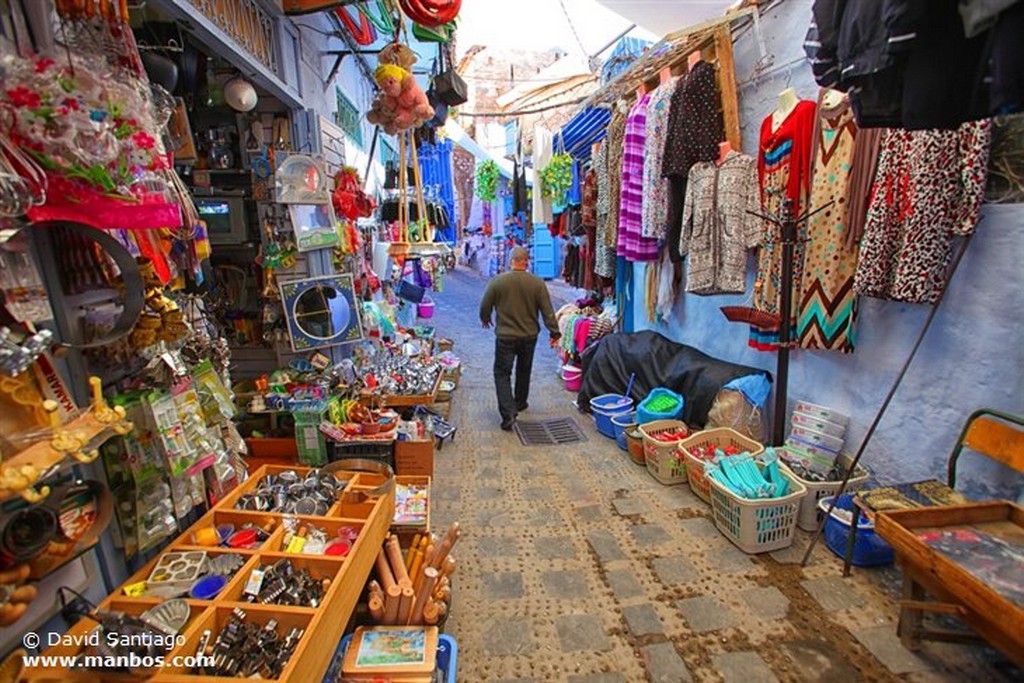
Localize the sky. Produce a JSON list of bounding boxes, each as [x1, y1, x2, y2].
[[453, 0, 657, 61]]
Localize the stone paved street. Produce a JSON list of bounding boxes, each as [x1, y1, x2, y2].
[[429, 267, 1019, 682]]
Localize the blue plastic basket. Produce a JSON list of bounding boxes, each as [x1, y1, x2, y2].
[[322, 632, 458, 683], [819, 494, 895, 567], [637, 387, 684, 424], [590, 394, 634, 438]]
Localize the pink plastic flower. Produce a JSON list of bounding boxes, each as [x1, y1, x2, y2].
[[7, 87, 41, 109], [132, 131, 156, 149]]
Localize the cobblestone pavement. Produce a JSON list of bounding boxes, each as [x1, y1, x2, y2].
[[429, 267, 1019, 683]]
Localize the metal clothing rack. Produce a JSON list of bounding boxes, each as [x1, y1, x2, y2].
[[739, 198, 833, 445]]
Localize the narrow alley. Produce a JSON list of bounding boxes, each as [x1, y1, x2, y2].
[[428, 267, 1016, 683]]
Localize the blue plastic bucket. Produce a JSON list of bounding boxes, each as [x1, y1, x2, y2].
[[590, 394, 635, 438], [612, 412, 636, 451], [819, 494, 895, 567]]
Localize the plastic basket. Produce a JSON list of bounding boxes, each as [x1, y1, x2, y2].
[[625, 426, 645, 465], [819, 494, 895, 566], [709, 465, 807, 553], [678, 428, 764, 503], [639, 420, 690, 485], [323, 633, 458, 683], [637, 387, 684, 424], [590, 393, 634, 439], [780, 453, 870, 531]]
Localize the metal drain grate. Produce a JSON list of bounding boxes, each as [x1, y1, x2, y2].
[[514, 418, 587, 446]]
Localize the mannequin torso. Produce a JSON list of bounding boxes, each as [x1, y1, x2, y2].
[[771, 87, 800, 132]]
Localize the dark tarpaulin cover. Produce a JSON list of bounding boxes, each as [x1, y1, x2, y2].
[[578, 331, 772, 428]]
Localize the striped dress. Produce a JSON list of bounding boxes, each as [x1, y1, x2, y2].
[[616, 92, 659, 262]]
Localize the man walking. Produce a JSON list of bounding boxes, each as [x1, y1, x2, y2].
[[479, 247, 561, 430]]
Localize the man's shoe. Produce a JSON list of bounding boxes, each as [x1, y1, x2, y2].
[[516, 403, 528, 412], [500, 417, 516, 431]]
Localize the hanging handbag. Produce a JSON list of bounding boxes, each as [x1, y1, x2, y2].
[[431, 43, 468, 107]]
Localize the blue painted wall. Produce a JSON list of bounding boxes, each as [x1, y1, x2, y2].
[[632, 0, 1024, 500]]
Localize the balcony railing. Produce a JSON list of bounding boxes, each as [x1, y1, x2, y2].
[[187, 0, 278, 73]]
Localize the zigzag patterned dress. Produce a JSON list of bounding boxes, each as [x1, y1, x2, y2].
[[797, 95, 860, 352]]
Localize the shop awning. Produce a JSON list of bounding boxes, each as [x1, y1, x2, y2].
[[555, 106, 612, 162]]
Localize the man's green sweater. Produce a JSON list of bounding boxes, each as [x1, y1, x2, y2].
[[479, 270, 561, 340]]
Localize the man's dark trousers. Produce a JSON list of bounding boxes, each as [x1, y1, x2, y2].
[[493, 336, 536, 422]]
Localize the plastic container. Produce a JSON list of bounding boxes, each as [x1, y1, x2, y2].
[[793, 400, 848, 427], [639, 420, 690, 485], [625, 426, 645, 465], [779, 452, 870, 531], [563, 364, 582, 392], [790, 424, 845, 452], [637, 387, 684, 425], [678, 428, 765, 503], [709, 464, 807, 554], [417, 297, 435, 319], [818, 494, 895, 566], [189, 574, 227, 600], [791, 411, 846, 438], [323, 633, 458, 683], [590, 394, 635, 439], [611, 412, 636, 452]]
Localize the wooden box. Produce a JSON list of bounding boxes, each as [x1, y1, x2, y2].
[[395, 440, 434, 477], [341, 625, 439, 682], [23, 464, 395, 683]]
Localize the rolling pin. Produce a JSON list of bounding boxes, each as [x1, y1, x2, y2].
[[383, 584, 401, 623], [397, 585, 415, 624], [404, 533, 421, 569], [409, 566, 439, 625], [376, 549, 396, 592], [368, 595, 385, 622], [429, 523, 461, 569], [386, 535, 411, 585], [408, 547, 425, 588], [423, 599, 441, 625]]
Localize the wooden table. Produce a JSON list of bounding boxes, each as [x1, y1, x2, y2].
[[875, 502, 1024, 666]]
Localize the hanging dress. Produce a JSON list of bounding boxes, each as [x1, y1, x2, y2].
[[532, 125, 554, 226], [854, 119, 991, 304], [797, 92, 861, 353], [603, 101, 629, 248], [641, 76, 679, 239], [617, 92, 659, 262], [751, 99, 817, 351]]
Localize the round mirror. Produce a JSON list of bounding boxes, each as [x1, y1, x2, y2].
[[292, 285, 351, 340]]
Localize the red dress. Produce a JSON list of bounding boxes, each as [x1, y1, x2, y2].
[[751, 99, 817, 350]]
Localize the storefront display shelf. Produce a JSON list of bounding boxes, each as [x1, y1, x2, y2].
[[23, 465, 395, 682], [0, 413, 127, 503]]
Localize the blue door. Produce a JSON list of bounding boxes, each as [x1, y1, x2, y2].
[[532, 227, 556, 280]]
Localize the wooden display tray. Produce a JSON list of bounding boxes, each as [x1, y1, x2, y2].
[[875, 502, 1024, 666], [371, 372, 443, 408], [23, 464, 395, 683]]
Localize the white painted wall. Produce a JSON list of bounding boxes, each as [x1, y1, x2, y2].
[[632, 0, 1024, 500]]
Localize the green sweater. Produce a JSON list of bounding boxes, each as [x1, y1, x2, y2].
[[479, 270, 561, 340]]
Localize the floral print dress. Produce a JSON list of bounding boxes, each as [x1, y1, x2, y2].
[[854, 119, 991, 304]]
